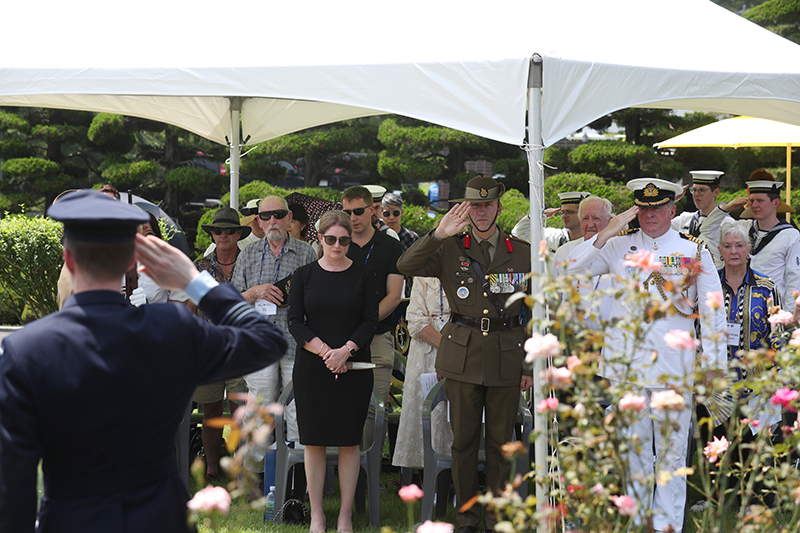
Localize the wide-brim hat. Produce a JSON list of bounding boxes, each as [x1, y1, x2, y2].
[[202, 206, 252, 239], [450, 175, 505, 203], [627, 178, 683, 207], [239, 198, 261, 225]]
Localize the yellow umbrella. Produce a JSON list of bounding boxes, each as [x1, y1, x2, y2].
[[655, 116, 800, 220]]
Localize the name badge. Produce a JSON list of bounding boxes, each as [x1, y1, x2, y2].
[[726, 321, 740, 347], [255, 298, 277, 316]]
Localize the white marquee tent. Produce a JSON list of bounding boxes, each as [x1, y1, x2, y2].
[[4, 0, 800, 516]]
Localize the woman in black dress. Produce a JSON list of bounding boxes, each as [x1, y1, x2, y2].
[[288, 210, 379, 533]]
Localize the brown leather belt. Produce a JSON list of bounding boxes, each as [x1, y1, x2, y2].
[[450, 312, 521, 333]]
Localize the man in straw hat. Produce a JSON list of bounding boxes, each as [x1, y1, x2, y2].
[[191, 206, 252, 480], [733, 169, 800, 308], [567, 178, 725, 532], [398, 175, 532, 533], [0, 190, 287, 532]]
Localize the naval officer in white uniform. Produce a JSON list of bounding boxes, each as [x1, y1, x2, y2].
[[567, 178, 726, 533]]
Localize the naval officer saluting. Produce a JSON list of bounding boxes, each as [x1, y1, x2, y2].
[[397, 175, 531, 533], [567, 178, 725, 533], [0, 190, 287, 533]]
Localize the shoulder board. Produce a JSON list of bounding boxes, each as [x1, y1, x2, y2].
[[507, 234, 530, 245], [752, 272, 776, 290], [617, 228, 639, 236], [679, 232, 704, 244]]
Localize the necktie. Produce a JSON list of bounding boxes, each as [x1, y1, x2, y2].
[[480, 240, 492, 266]]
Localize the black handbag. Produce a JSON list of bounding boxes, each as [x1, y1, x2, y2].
[[275, 498, 309, 524]]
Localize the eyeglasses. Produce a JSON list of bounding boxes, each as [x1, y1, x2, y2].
[[211, 228, 239, 236], [321, 235, 352, 246], [258, 209, 289, 221], [690, 187, 712, 195], [342, 207, 367, 216], [382, 209, 401, 218]]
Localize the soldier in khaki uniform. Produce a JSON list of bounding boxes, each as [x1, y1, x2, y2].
[[397, 175, 532, 533]]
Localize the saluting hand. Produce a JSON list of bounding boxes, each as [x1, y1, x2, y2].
[[135, 234, 199, 291], [594, 206, 639, 249], [722, 196, 748, 212], [434, 202, 472, 240]]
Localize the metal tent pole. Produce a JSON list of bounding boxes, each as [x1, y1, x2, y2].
[[526, 53, 548, 533], [229, 97, 242, 210]]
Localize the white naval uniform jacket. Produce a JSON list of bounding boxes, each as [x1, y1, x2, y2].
[[671, 205, 734, 270], [567, 228, 726, 387], [745, 219, 800, 309]]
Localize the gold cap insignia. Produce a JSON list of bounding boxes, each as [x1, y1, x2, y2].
[[479, 187, 489, 198], [643, 183, 659, 197]]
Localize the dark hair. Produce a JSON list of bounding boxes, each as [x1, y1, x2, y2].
[[98, 184, 121, 200], [143, 212, 163, 240], [65, 238, 135, 283], [341, 186, 373, 206], [317, 211, 353, 260], [288, 203, 310, 240]]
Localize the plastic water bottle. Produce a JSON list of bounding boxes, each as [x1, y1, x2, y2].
[[264, 485, 276, 522]]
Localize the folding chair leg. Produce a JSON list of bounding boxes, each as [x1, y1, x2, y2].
[[435, 470, 451, 519], [355, 469, 366, 515]]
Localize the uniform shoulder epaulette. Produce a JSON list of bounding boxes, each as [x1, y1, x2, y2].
[[752, 272, 776, 290], [507, 234, 530, 246], [617, 228, 639, 236], [679, 232, 704, 245]]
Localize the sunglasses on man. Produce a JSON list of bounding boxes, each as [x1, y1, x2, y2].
[[382, 209, 401, 218], [210, 228, 240, 236], [321, 235, 352, 246], [342, 207, 367, 216], [258, 209, 290, 221]]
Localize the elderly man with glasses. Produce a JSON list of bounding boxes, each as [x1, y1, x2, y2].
[[232, 195, 317, 495]]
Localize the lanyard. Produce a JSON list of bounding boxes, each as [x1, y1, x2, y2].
[[363, 243, 375, 264], [439, 284, 444, 317], [257, 236, 288, 286]]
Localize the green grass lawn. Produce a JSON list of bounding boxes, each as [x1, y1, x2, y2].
[[191, 469, 458, 533]]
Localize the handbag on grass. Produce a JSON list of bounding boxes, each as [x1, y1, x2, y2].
[[275, 498, 309, 524]]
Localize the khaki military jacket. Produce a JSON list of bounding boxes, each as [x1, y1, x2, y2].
[[397, 228, 531, 386]]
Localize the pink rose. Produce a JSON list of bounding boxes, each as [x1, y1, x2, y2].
[[417, 521, 454, 533], [768, 309, 794, 327], [590, 483, 603, 495], [537, 397, 560, 413], [771, 388, 800, 411], [525, 333, 560, 362], [187, 485, 231, 514], [790, 329, 800, 348], [703, 435, 729, 464], [663, 330, 700, 351], [566, 355, 582, 371], [705, 291, 723, 310], [541, 366, 573, 388], [650, 390, 686, 412], [399, 483, 424, 503], [619, 393, 647, 413], [623, 250, 662, 273], [611, 495, 638, 516]]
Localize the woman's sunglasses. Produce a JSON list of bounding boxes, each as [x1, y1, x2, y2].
[[259, 209, 290, 221], [321, 235, 352, 246], [211, 228, 240, 235], [342, 207, 367, 216], [382, 209, 401, 218]]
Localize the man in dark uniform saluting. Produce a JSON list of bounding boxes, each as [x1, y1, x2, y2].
[[0, 190, 287, 533], [397, 176, 532, 533]]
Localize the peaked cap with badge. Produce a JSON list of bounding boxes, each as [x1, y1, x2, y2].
[[627, 178, 683, 207], [450, 175, 505, 203], [47, 189, 149, 243]]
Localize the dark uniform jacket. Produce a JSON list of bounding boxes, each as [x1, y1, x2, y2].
[[0, 283, 287, 533], [397, 228, 530, 387]]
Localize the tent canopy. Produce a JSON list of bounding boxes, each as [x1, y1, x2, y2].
[[3, 0, 800, 149]]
